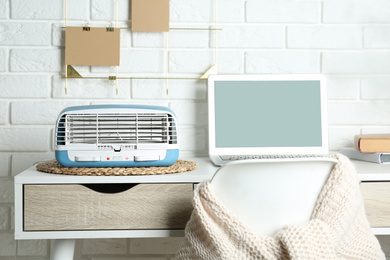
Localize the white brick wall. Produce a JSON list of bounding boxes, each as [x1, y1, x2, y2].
[[323, 1, 390, 24], [0, 48, 6, 71], [169, 50, 214, 73], [287, 26, 362, 49], [0, 0, 8, 19], [1, 0, 390, 258], [179, 127, 207, 153], [361, 77, 390, 99], [0, 207, 10, 230], [364, 26, 390, 48], [246, 1, 320, 23], [91, 50, 165, 73], [0, 153, 10, 176], [216, 0, 243, 23], [91, 0, 130, 21], [0, 179, 13, 203], [0, 22, 51, 45], [329, 101, 390, 125], [10, 49, 63, 72], [168, 29, 208, 48], [0, 101, 8, 124], [213, 25, 285, 48], [52, 77, 131, 98], [216, 51, 244, 74], [327, 77, 360, 100], [246, 51, 320, 74], [323, 52, 390, 74], [10, 0, 88, 20], [0, 128, 51, 151], [11, 101, 88, 124], [328, 127, 361, 151], [132, 79, 206, 100], [0, 75, 50, 98], [82, 239, 127, 255], [11, 152, 54, 176], [170, 0, 213, 23], [0, 233, 17, 256], [132, 32, 165, 48], [17, 239, 49, 256]]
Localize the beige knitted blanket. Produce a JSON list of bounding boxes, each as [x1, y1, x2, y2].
[[176, 154, 385, 259]]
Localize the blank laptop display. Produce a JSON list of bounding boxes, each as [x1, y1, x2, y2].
[[208, 75, 329, 166]]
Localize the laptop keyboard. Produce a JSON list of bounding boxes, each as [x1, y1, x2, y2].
[[220, 154, 324, 161]]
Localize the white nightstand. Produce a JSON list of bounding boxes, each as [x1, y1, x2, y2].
[[14, 157, 390, 259]]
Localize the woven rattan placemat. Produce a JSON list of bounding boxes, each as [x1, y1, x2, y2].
[[36, 160, 198, 176]]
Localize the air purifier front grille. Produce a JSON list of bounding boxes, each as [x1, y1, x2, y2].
[[56, 113, 177, 145]]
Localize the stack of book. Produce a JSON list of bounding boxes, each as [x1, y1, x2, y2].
[[340, 134, 390, 164]]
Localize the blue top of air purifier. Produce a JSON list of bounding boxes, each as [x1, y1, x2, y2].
[[59, 104, 176, 116]]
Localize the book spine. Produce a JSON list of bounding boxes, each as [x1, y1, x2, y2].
[[357, 138, 390, 153]]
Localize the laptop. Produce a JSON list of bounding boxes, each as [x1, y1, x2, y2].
[[208, 74, 329, 166]]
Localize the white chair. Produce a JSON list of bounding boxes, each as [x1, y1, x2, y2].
[[209, 158, 337, 237]]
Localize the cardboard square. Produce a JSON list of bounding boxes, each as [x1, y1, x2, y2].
[[132, 0, 169, 32], [65, 27, 120, 66]]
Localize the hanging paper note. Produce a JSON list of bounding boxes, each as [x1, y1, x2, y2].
[[132, 0, 169, 32], [65, 27, 120, 66]]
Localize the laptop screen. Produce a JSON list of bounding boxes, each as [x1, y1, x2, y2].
[[208, 75, 329, 160], [214, 80, 322, 148]]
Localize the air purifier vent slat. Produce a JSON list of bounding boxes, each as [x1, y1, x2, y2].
[[56, 112, 177, 146]]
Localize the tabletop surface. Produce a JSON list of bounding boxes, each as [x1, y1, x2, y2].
[[14, 157, 390, 184], [14, 157, 219, 184]]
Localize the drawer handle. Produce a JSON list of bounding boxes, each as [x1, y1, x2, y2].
[[82, 183, 138, 193]]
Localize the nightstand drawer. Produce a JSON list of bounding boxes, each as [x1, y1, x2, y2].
[[24, 183, 193, 231], [361, 182, 390, 227]]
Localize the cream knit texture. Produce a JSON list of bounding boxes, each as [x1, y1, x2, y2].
[[176, 154, 385, 260]]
